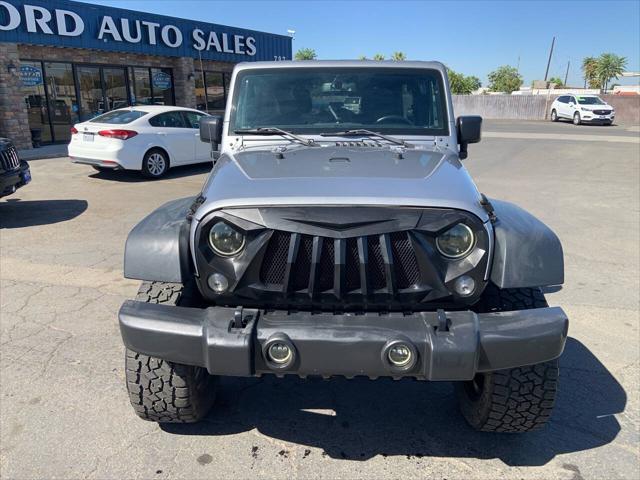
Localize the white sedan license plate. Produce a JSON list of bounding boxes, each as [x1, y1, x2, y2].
[[83, 133, 94, 142], [599, 115, 607, 119]]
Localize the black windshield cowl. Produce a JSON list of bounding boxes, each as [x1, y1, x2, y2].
[[321, 129, 415, 148], [234, 127, 317, 147]]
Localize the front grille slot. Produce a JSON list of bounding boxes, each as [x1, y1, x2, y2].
[[260, 231, 290, 285], [390, 231, 420, 289], [0, 146, 20, 171], [259, 230, 420, 297], [318, 239, 334, 292]]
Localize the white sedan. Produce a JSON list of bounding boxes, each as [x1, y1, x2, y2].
[[68, 105, 213, 178]]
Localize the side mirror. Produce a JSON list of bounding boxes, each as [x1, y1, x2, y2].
[[199, 115, 223, 144], [456, 115, 482, 160]]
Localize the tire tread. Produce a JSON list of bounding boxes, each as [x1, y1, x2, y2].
[[460, 286, 559, 432], [125, 281, 215, 423]]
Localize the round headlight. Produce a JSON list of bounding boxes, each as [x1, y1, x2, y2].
[[436, 223, 475, 258], [208, 222, 245, 257]]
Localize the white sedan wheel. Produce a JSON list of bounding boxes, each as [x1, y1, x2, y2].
[[143, 151, 169, 178]]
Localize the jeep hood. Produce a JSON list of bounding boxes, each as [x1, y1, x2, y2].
[[195, 145, 488, 222]]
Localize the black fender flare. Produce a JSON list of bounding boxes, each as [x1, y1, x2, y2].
[[489, 199, 564, 288], [124, 196, 195, 283]]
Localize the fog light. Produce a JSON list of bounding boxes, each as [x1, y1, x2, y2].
[[208, 273, 229, 293], [268, 342, 293, 365], [388, 343, 413, 367], [454, 275, 475, 297]]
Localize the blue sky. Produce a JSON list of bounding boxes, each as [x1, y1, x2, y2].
[[77, 0, 640, 87]]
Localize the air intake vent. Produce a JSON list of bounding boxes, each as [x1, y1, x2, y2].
[[334, 141, 382, 148]]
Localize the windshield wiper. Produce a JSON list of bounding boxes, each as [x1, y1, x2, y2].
[[234, 127, 316, 147], [321, 129, 414, 147]]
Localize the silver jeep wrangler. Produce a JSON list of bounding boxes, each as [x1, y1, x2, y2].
[[119, 61, 567, 432]]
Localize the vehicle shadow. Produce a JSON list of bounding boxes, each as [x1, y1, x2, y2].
[[162, 338, 625, 466], [89, 163, 212, 183], [0, 199, 88, 228]]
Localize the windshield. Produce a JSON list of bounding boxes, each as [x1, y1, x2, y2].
[[89, 109, 147, 124], [230, 67, 449, 136], [576, 96, 605, 105]]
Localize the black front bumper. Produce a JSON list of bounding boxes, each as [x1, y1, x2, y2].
[[119, 301, 568, 380], [1, 161, 31, 198]]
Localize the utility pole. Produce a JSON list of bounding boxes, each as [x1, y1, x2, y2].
[[516, 55, 520, 73], [564, 60, 570, 86], [544, 36, 555, 82]]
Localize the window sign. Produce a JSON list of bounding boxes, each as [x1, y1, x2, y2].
[[152, 71, 172, 90], [20, 64, 42, 86]]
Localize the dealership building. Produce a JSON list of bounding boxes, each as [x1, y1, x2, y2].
[[0, 0, 291, 149]]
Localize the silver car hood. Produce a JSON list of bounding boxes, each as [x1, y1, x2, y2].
[[194, 144, 488, 222]]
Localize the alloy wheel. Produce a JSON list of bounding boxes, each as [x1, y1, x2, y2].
[[573, 112, 581, 125], [147, 153, 166, 176]]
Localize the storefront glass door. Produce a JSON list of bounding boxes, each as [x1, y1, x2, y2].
[[44, 62, 78, 143], [77, 66, 104, 121], [21, 61, 52, 143], [103, 68, 128, 111]]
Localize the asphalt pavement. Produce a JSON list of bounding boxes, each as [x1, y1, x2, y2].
[[1, 120, 639, 479]]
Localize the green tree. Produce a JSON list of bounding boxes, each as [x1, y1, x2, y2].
[[294, 48, 317, 61], [596, 53, 627, 92], [358, 55, 368, 60], [487, 65, 523, 93], [548, 76, 564, 87], [447, 68, 481, 94], [391, 51, 406, 61], [372, 53, 385, 61], [582, 56, 600, 89]]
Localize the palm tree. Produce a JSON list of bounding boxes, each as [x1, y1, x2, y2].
[[582, 57, 599, 89], [596, 53, 627, 92], [391, 51, 406, 61], [294, 48, 317, 61], [372, 53, 385, 61]]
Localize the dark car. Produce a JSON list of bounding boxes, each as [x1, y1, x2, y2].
[[0, 138, 31, 198]]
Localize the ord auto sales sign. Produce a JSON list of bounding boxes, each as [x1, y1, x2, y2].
[[0, 0, 292, 62]]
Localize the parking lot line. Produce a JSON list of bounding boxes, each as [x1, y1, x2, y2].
[[483, 131, 640, 143]]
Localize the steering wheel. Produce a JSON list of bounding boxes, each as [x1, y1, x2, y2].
[[375, 115, 413, 125]]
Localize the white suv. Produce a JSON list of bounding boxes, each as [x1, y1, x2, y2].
[[550, 94, 615, 125]]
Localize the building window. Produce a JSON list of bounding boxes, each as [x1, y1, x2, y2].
[[130, 67, 175, 106], [131, 67, 152, 105], [196, 71, 230, 112], [19, 60, 176, 144], [103, 67, 128, 111], [150, 68, 174, 105], [76, 66, 103, 121], [21, 60, 53, 143], [44, 62, 78, 142]]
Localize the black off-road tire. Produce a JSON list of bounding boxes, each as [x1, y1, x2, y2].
[[125, 281, 216, 423], [457, 286, 560, 432]]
